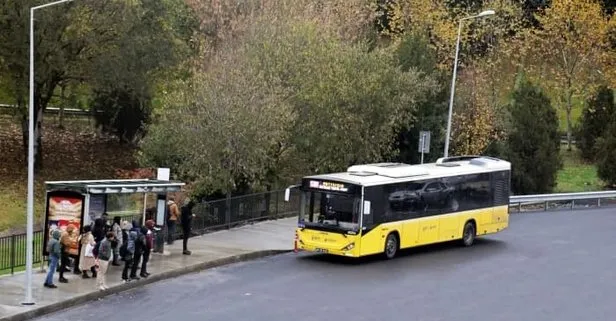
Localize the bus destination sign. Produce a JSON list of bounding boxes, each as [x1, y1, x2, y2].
[[309, 180, 349, 192]]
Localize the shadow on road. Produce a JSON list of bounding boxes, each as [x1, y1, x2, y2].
[[295, 237, 509, 267]]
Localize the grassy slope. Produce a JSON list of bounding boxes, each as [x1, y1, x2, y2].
[[555, 145, 604, 192], [557, 106, 582, 134], [0, 114, 138, 235]]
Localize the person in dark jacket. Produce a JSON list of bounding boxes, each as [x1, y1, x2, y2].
[[180, 198, 196, 255], [129, 220, 145, 281], [101, 213, 111, 231], [140, 221, 154, 278], [92, 218, 105, 244], [121, 221, 135, 282], [91, 218, 105, 260], [44, 229, 63, 288]]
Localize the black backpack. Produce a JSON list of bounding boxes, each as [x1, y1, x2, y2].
[[119, 230, 129, 258], [93, 241, 100, 257]]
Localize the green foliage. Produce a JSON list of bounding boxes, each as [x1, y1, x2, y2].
[[393, 31, 448, 164], [555, 145, 604, 192], [140, 19, 438, 196], [503, 75, 561, 194], [523, 0, 609, 151], [276, 26, 437, 174], [578, 85, 615, 161], [84, 0, 197, 143], [85, 0, 198, 93], [396, 31, 440, 75], [137, 110, 186, 177], [91, 87, 152, 144], [139, 29, 296, 195], [596, 119, 616, 186]]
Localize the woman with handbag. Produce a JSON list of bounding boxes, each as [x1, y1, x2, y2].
[[79, 225, 97, 279]]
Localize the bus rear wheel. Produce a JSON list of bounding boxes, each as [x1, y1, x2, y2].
[[462, 221, 476, 247], [384, 233, 398, 259]]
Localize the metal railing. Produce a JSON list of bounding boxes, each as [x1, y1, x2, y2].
[[0, 231, 44, 275], [509, 190, 616, 213], [188, 189, 300, 235]]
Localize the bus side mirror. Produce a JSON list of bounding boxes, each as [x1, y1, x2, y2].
[[284, 184, 300, 202]]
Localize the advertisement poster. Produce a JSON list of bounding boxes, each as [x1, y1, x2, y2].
[[88, 194, 106, 225], [43, 192, 84, 257]]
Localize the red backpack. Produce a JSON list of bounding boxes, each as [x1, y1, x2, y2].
[[145, 231, 154, 250]]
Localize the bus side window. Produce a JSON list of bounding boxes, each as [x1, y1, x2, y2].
[[362, 201, 373, 227], [363, 186, 384, 227]]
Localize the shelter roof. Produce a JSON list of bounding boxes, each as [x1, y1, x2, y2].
[[45, 179, 185, 194]]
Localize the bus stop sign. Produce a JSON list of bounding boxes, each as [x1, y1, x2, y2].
[[418, 131, 431, 153]]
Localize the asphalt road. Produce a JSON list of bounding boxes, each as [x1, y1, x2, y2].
[[36, 208, 616, 321]]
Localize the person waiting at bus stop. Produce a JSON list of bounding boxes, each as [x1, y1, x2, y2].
[[167, 197, 180, 244], [120, 221, 135, 282], [140, 220, 155, 278], [59, 224, 79, 283], [44, 229, 62, 288], [181, 197, 196, 255], [129, 220, 145, 280], [111, 216, 123, 266]]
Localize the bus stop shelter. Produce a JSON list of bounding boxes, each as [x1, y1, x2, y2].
[[42, 179, 185, 258]]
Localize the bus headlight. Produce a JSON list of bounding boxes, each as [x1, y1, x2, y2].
[[342, 242, 355, 251]]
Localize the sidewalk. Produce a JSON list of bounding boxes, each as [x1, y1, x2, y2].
[[0, 218, 296, 321]]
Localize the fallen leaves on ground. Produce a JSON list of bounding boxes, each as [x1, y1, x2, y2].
[[0, 116, 138, 235]]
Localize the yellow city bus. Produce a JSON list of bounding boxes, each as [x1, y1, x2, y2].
[[285, 155, 511, 259]]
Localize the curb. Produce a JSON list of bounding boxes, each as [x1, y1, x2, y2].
[[0, 249, 291, 321]]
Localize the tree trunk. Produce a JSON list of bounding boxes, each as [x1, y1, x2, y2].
[[566, 89, 573, 152], [58, 85, 66, 129], [21, 106, 44, 171], [36, 107, 44, 169]]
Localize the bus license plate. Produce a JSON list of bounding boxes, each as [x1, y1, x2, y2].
[[315, 248, 328, 253]]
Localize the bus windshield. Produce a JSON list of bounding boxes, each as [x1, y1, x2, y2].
[[299, 191, 360, 232]]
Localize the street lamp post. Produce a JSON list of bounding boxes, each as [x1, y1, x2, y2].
[[443, 9, 496, 158], [24, 0, 74, 306]]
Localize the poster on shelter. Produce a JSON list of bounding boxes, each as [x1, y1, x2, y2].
[[44, 194, 83, 257], [88, 194, 106, 225]]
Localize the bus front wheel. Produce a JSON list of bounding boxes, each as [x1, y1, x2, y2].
[[462, 221, 476, 247], [384, 233, 399, 259]]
